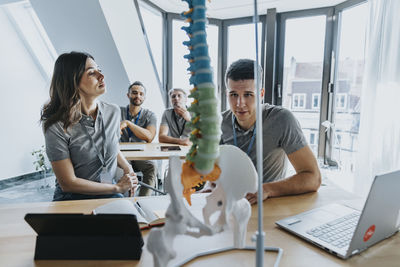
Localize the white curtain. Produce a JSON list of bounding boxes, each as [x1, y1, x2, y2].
[[354, 0, 400, 196]]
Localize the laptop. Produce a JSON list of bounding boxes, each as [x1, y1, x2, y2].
[[119, 143, 145, 151], [276, 170, 400, 259]]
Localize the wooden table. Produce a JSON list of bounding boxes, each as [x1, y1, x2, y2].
[[120, 142, 189, 160], [0, 183, 399, 267]]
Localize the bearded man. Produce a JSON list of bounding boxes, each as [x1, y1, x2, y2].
[[120, 81, 157, 196]]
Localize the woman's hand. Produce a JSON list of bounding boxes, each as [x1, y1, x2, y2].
[[116, 172, 138, 194], [123, 165, 134, 175], [126, 170, 138, 192]]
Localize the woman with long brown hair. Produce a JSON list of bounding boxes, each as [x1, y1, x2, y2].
[[41, 51, 137, 201]]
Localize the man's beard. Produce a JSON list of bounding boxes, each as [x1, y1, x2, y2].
[[130, 98, 142, 106]]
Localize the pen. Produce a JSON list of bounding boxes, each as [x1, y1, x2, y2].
[[134, 201, 146, 218]]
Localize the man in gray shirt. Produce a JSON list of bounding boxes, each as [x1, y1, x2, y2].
[[158, 88, 192, 145], [120, 81, 157, 196], [221, 59, 321, 204]]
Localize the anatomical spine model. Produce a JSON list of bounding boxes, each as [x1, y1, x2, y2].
[[147, 1, 258, 266], [180, 0, 221, 205]]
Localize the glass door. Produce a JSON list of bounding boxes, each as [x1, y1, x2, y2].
[[330, 2, 368, 172], [280, 15, 327, 156]]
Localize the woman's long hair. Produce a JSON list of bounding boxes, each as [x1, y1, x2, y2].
[[41, 52, 94, 132]]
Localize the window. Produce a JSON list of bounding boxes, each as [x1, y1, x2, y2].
[[335, 93, 347, 109], [224, 22, 263, 110], [335, 133, 342, 146], [138, 0, 163, 80], [206, 23, 219, 93], [330, 3, 368, 172], [308, 131, 318, 155], [312, 93, 320, 109], [172, 19, 190, 90], [227, 22, 262, 68], [310, 132, 316, 145], [2, 1, 57, 80], [280, 15, 327, 156], [172, 19, 218, 91], [292, 93, 306, 109]]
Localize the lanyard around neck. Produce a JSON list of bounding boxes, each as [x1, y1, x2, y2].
[[231, 113, 256, 156], [172, 110, 186, 137], [126, 107, 141, 138], [80, 112, 107, 168]]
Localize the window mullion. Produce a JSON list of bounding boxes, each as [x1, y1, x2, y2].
[[318, 7, 335, 160]]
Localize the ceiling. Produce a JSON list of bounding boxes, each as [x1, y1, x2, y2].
[[147, 0, 347, 19]]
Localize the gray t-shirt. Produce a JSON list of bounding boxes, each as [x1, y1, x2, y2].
[[44, 101, 121, 200], [160, 108, 192, 138], [120, 106, 157, 142], [220, 104, 307, 183]]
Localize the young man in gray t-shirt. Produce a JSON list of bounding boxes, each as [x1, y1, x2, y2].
[[120, 81, 157, 196], [221, 59, 321, 204]]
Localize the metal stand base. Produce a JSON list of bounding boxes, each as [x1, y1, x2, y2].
[[174, 245, 283, 267]]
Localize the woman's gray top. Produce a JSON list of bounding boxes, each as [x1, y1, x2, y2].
[[44, 101, 121, 200]]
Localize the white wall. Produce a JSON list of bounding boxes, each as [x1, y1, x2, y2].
[[0, 0, 165, 180], [30, 0, 131, 106], [0, 7, 48, 179]]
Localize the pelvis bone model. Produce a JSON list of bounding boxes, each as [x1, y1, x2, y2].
[[147, 145, 258, 266]]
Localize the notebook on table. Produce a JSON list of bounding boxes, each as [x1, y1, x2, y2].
[[119, 143, 145, 151], [276, 170, 400, 259], [93, 198, 168, 230]]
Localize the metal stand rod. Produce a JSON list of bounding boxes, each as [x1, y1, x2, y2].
[[252, 1, 267, 266], [138, 181, 167, 195]]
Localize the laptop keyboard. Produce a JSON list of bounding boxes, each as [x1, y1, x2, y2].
[[306, 212, 360, 249]]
